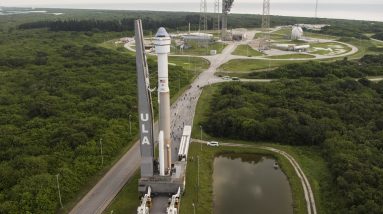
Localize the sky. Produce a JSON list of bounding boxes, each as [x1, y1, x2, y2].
[[2, 0, 383, 21], [2, 0, 382, 5]]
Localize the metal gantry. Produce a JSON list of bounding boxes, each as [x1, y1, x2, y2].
[[221, 0, 234, 40], [199, 0, 208, 33], [260, 0, 271, 50], [214, 0, 221, 35]]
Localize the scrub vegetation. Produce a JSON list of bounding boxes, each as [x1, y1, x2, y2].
[[0, 18, 197, 214], [232, 45, 263, 57], [248, 55, 383, 79]]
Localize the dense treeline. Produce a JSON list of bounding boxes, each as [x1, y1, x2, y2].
[[306, 25, 369, 40], [14, 9, 383, 39], [18, 17, 196, 33], [372, 32, 383, 41], [304, 18, 383, 39], [201, 78, 383, 213], [0, 29, 193, 213], [248, 55, 383, 79]]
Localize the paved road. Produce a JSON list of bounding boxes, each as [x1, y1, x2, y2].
[[192, 139, 317, 214], [125, 27, 359, 62]]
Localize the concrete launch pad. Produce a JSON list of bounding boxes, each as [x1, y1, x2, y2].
[[139, 161, 186, 194]]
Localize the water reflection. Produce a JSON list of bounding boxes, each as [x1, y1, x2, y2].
[[213, 154, 293, 214]]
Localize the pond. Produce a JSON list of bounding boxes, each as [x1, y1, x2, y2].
[[213, 154, 293, 214]]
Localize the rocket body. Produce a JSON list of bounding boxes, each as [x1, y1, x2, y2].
[[154, 28, 172, 174]]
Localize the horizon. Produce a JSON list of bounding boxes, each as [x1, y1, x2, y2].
[[1, 1, 383, 22]]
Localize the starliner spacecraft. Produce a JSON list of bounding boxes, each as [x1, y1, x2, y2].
[[135, 20, 190, 196]]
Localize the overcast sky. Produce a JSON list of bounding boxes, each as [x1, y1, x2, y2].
[[2, 0, 382, 5]]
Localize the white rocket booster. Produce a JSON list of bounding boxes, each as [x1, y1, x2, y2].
[[154, 27, 172, 174], [158, 131, 165, 176]]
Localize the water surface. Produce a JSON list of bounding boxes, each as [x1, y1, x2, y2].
[[213, 154, 293, 214]]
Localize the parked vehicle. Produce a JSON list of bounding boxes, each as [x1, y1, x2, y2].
[[207, 141, 219, 147]]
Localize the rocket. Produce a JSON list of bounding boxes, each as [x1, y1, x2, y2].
[[154, 27, 172, 175]]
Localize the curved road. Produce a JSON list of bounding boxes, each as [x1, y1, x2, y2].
[[71, 35, 317, 214]]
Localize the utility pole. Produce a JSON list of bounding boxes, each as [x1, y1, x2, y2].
[[200, 125, 203, 151], [100, 138, 104, 166], [178, 74, 181, 92], [197, 155, 200, 202], [199, 0, 207, 33], [129, 114, 132, 135], [214, 0, 221, 36], [197, 156, 200, 188], [56, 174, 63, 209]]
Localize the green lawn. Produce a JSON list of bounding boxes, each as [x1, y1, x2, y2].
[[304, 32, 339, 40], [171, 42, 227, 56], [104, 172, 140, 214], [338, 37, 383, 59], [257, 32, 287, 41], [232, 44, 263, 57], [310, 42, 351, 53], [266, 54, 316, 59], [310, 49, 332, 55], [219, 59, 304, 73], [169, 56, 210, 72]]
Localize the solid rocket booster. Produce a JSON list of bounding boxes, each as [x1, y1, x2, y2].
[[158, 131, 165, 176], [154, 27, 172, 174]]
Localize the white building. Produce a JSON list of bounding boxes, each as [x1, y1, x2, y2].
[[291, 26, 304, 40]]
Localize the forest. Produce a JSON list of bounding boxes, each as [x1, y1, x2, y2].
[[373, 32, 383, 41], [248, 55, 383, 79], [0, 26, 194, 213], [201, 77, 383, 213]]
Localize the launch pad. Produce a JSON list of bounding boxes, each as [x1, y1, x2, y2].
[[138, 161, 186, 194]]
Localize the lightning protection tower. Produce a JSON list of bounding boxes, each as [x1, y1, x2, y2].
[[260, 0, 271, 50], [222, 0, 234, 40], [199, 0, 208, 33], [214, 0, 221, 36]]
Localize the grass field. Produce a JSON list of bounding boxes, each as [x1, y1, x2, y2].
[[219, 59, 304, 73], [104, 172, 140, 214], [232, 44, 263, 57], [339, 37, 383, 59], [171, 42, 227, 56], [169, 56, 210, 72], [266, 54, 316, 59]]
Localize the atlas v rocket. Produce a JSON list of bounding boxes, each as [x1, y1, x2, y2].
[[154, 27, 172, 176], [136, 20, 189, 195], [135, 20, 172, 178]]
